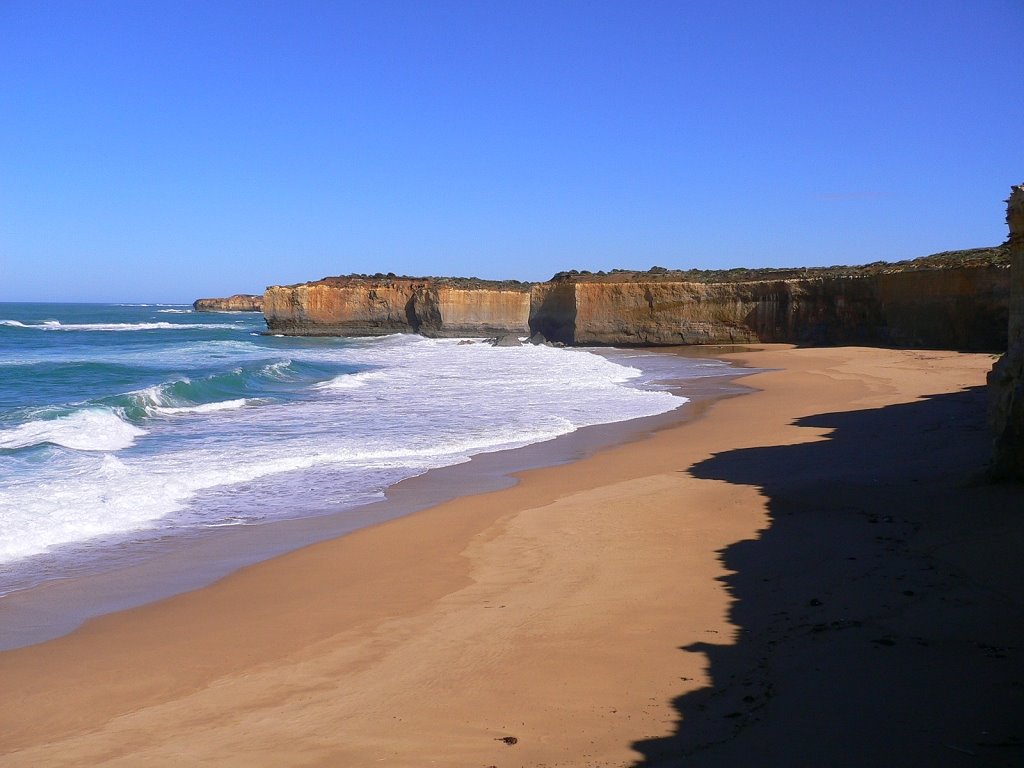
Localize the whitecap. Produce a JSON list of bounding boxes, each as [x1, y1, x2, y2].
[[27, 320, 238, 331], [127, 382, 188, 412], [315, 370, 387, 390], [64, 321, 237, 332], [149, 399, 251, 416], [0, 409, 147, 452], [260, 359, 294, 379]]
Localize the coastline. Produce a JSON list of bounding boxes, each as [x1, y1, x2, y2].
[[1, 344, 1021, 766], [0, 345, 749, 651]]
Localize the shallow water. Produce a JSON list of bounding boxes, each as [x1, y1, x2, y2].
[[0, 303, 734, 603]]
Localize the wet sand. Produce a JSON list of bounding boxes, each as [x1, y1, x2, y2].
[[1, 345, 1021, 767]]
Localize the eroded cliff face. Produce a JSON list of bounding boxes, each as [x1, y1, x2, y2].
[[531, 267, 1009, 350], [263, 280, 417, 336], [263, 277, 531, 337], [260, 250, 1009, 351], [193, 295, 263, 312], [432, 287, 532, 337], [989, 185, 1024, 480]]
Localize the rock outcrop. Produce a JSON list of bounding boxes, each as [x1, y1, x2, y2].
[[193, 294, 263, 312], [263, 276, 531, 337], [989, 185, 1024, 480], [531, 253, 1010, 350]]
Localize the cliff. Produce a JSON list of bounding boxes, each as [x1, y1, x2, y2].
[[531, 255, 1010, 350], [263, 276, 531, 337], [260, 250, 1009, 351], [989, 185, 1024, 479], [193, 294, 264, 312]]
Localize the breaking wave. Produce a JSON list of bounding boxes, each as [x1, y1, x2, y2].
[[0, 408, 147, 452], [1, 319, 238, 331]]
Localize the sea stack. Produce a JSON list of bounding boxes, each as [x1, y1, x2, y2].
[[193, 295, 264, 312], [989, 184, 1024, 479]]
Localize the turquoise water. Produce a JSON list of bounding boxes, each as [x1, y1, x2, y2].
[[0, 302, 728, 597]]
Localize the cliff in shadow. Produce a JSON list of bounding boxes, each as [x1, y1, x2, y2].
[[988, 184, 1024, 480], [263, 275, 531, 337], [193, 295, 263, 312]]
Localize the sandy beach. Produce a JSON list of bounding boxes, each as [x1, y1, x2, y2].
[[1, 344, 1021, 767]]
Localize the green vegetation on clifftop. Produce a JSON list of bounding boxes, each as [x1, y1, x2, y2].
[[551, 246, 1009, 283]]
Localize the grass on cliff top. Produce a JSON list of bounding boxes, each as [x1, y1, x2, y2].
[[275, 245, 1008, 290], [552, 245, 1010, 284], [291, 273, 533, 290]]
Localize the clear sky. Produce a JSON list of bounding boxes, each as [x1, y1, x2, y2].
[[1, 0, 1021, 302]]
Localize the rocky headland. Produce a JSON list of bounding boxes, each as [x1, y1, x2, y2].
[[988, 185, 1024, 480], [263, 249, 1010, 351], [262, 276, 531, 337], [193, 295, 264, 312]]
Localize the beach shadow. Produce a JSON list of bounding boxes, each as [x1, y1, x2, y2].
[[632, 385, 1024, 766]]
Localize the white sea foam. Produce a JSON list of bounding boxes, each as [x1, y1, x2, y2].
[[150, 399, 251, 416], [1, 320, 238, 332], [126, 381, 252, 417], [0, 419, 576, 562], [260, 359, 294, 379], [157, 309, 193, 314], [0, 408, 147, 452], [0, 334, 700, 566], [315, 370, 388, 389]]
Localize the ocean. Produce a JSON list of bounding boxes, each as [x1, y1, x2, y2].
[[0, 302, 736, 644]]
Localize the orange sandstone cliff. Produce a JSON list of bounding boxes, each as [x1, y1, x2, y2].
[[260, 250, 1010, 351], [530, 255, 1009, 350], [263, 276, 531, 337]]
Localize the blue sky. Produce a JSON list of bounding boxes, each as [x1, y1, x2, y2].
[[1, 0, 1021, 302]]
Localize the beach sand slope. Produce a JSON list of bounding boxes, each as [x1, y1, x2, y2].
[[0, 345, 1021, 767]]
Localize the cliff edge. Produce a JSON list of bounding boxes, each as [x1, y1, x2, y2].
[[264, 251, 1010, 351], [530, 252, 1009, 350], [989, 185, 1024, 480]]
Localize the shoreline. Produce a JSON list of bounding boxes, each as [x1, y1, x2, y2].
[[0, 345, 753, 651], [1, 345, 1021, 766]]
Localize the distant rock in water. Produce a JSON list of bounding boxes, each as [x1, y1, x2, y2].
[[491, 333, 523, 347], [193, 295, 264, 312]]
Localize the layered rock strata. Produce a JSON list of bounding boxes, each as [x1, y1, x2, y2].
[[262, 250, 1009, 352], [989, 185, 1024, 479], [531, 258, 1009, 350], [193, 294, 263, 312], [263, 276, 531, 337]]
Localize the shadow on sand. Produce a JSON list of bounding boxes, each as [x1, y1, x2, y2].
[[633, 385, 1024, 767]]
